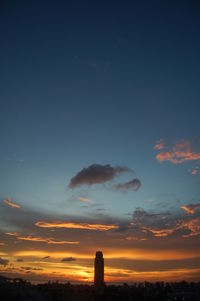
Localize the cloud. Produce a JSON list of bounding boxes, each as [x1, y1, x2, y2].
[[115, 178, 141, 191], [131, 208, 177, 238], [131, 207, 200, 239], [5, 232, 20, 236], [4, 198, 21, 209], [16, 258, 24, 262], [181, 204, 200, 215], [78, 197, 94, 204], [61, 257, 76, 262], [132, 208, 166, 223], [155, 140, 200, 164], [21, 266, 43, 271], [191, 168, 199, 175], [16, 235, 80, 245], [69, 164, 132, 188], [181, 218, 200, 237], [154, 139, 164, 150], [0, 257, 9, 265], [42, 256, 50, 260], [143, 228, 175, 237], [35, 221, 118, 231]]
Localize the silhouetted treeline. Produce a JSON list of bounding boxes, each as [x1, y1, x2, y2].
[[0, 275, 200, 301]]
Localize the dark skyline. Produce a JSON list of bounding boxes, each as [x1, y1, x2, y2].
[[0, 0, 200, 283]]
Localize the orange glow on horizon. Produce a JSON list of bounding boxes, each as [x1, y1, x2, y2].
[[13, 247, 200, 261], [2, 256, 200, 283]]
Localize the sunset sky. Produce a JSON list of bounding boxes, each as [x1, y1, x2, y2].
[[0, 1, 200, 283]]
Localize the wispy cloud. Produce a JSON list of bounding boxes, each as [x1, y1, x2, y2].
[[0, 257, 9, 265], [4, 198, 21, 209], [61, 257, 76, 262], [21, 266, 43, 271], [181, 204, 200, 215], [78, 197, 94, 204], [181, 218, 200, 237], [114, 178, 141, 191], [191, 167, 200, 175], [5, 232, 80, 244], [17, 235, 80, 245], [35, 221, 119, 231], [154, 139, 164, 150], [42, 256, 50, 260], [69, 164, 132, 188], [155, 140, 200, 164], [16, 258, 24, 262], [131, 206, 200, 239], [6, 232, 20, 236], [142, 227, 175, 237], [132, 208, 166, 223]]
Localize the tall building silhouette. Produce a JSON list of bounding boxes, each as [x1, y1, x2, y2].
[[94, 251, 104, 289]]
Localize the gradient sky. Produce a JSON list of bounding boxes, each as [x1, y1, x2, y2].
[[0, 0, 200, 283]]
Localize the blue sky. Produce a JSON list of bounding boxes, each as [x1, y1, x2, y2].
[[1, 0, 200, 214], [0, 0, 200, 283]]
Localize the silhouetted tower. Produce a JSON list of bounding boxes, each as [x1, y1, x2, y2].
[[94, 251, 104, 289]]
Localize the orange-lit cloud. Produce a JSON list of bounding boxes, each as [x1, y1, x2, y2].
[[4, 198, 21, 209], [181, 206, 195, 214], [181, 218, 200, 237], [6, 232, 20, 236], [181, 203, 200, 215], [17, 235, 80, 245], [79, 197, 94, 204], [5, 232, 79, 244], [35, 221, 118, 231], [140, 214, 200, 238], [154, 139, 164, 150], [146, 228, 175, 237], [155, 140, 200, 164]]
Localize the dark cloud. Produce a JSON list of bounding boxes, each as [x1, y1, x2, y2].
[[133, 208, 165, 222], [16, 258, 23, 262], [61, 257, 76, 262], [42, 256, 50, 260], [132, 208, 172, 231], [130, 208, 197, 238], [0, 257, 9, 265], [115, 178, 141, 191], [21, 266, 43, 271], [114, 221, 130, 233], [69, 164, 132, 188]]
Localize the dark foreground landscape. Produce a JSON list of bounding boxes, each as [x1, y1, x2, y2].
[[0, 275, 200, 301]]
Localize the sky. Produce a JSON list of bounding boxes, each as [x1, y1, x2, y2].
[[0, 0, 200, 283]]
